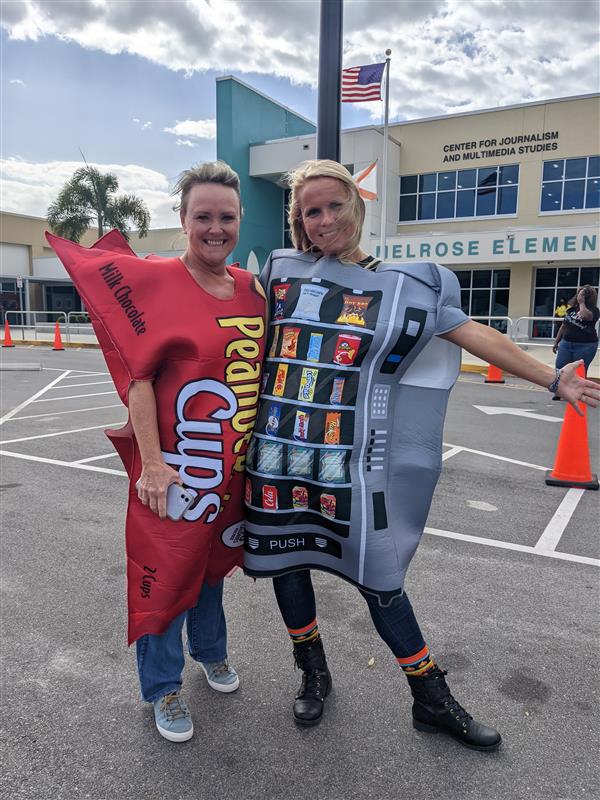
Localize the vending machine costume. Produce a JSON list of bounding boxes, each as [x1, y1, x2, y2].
[[47, 231, 266, 643], [244, 249, 467, 602]]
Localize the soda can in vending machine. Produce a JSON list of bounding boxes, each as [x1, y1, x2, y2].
[[320, 493, 336, 518], [292, 485, 309, 510], [262, 485, 279, 510]]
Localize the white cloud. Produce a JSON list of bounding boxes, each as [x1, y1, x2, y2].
[[1, 1, 598, 120], [0, 158, 178, 228], [10, 79, 26, 86], [132, 117, 152, 129], [164, 119, 216, 140], [175, 139, 196, 148]]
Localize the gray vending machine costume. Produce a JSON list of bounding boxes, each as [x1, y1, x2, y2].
[[244, 250, 468, 602]]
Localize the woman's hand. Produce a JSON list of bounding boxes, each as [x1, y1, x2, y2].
[[556, 360, 600, 413], [552, 342, 559, 354], [137, 461, 182, 519]]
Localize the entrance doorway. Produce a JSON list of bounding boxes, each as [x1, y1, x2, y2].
[[44, 285, 82, 322]]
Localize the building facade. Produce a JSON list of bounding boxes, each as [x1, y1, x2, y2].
[[218, 80, 599, 339], [1, 78, 598, 340]]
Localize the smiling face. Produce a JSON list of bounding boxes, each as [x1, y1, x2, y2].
[[180, 182, 241, 271], [298, 177, 357, 258]]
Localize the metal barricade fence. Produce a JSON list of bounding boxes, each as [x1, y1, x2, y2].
[[469, 316, 513, 337], [67, 311, 94, 340], [4, 311, 587, 350], [513, 316, 562, 347], [5, 310, 68, 342]]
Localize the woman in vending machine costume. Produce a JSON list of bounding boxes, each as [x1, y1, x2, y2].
[[47, 162, 267, 742], [243, 159, 599, 749]]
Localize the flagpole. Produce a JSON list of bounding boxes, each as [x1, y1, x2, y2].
[[379, 49, 391, 260]]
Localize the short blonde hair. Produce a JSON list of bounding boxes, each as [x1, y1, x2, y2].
[[286, 160, 365, 262], [172, 161, 242, 214]]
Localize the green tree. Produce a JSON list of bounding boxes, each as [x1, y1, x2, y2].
[[47, 166, 150, 242]]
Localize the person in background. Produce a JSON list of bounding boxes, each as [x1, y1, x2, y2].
[[552, 285, 599, 398], [553, 296, 568, 336]]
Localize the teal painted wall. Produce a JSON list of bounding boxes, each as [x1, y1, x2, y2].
[[216, 78, 315, 270]]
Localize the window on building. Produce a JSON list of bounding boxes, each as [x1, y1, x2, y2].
[[532, 265, 600, 338], [0, 280, 21, 324], [540, 155, 600, 213], [399, 165, 519, 222], [454, 268, 510, 332]]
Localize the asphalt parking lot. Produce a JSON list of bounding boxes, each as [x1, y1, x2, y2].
[[1, 346, 599, 800]]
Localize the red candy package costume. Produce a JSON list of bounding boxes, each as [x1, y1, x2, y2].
[[46, 230, 266, 644]]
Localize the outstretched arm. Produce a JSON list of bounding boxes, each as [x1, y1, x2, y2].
[[440, 320, 600, 413], [129, 380, 181, 519]]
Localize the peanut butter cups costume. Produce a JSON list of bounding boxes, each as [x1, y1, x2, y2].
[[47, 230, 266, 643]]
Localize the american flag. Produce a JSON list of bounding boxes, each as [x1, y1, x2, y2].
[[341, 63, 385, 103]]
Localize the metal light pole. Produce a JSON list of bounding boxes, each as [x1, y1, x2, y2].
[[316, 0, 343, 161], [379, 50, 392, 259]]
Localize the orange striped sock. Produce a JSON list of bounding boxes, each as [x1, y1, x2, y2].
[[397, 644, 435, 677], [288, 619, 319, 645]]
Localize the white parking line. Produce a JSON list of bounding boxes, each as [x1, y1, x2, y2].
[[0, 370, 71, 425], [425, 526, 599, 567], [1, 443, 596, 568], [48, 380, 113, 389], [0, 422, 125, 445], [0, 449, 126, 476], [443, 441, 548, 472], [5, 404, 123, 421], [442, 446, 463, 461], [62, 372, 108, 378], [534, 489, 585, 553], [33, 390, 117, 402], [73, 452, 119, 464]]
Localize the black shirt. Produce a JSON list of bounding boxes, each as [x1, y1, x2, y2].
[[563, 305, 599, 343]]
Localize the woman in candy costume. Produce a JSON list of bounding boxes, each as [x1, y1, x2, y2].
[[243, 160, 599, 750], [48, 162, 267, 743]]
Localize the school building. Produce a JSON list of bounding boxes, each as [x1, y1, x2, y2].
[[1, 77, 598, 339]]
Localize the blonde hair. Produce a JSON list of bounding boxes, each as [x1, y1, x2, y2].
[[286, 160, 365, 262], [172, 161, 242, 214]]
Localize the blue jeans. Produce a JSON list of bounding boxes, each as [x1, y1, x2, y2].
[[272, 570, 426, 659], [556, 340, 598, 373], [136, 579, 228, 703]]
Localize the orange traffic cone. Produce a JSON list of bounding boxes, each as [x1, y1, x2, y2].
[[546, 365, 598, 490], [52, 321, 65, 351], [484, 363, 505, 383], [2, 319, 15, 347]]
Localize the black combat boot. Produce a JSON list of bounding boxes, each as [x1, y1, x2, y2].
[[406, 666, 502, 751], [292, 637, 332, 726]]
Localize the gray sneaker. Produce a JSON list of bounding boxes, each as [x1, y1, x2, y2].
[[200, 660, 240, 693], [153, 692, 193, 742]]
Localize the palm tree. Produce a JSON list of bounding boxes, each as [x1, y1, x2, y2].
[[47, 166, 151, 242]]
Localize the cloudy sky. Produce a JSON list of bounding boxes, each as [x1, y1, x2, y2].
[[2, 0, 599, 228]]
